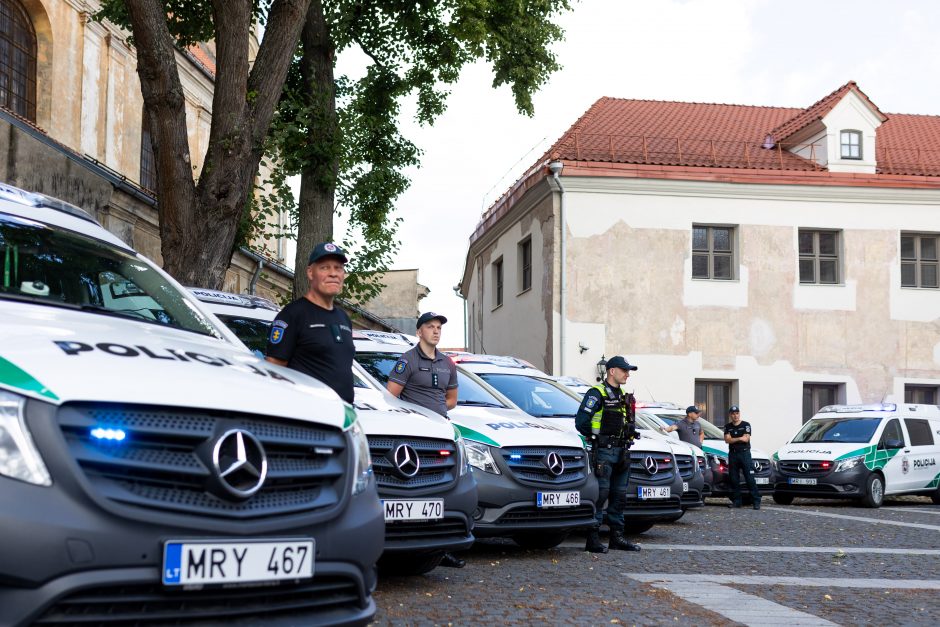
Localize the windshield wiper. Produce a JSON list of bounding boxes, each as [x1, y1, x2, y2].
[[79, 304, 152, 321], [457, 400, 503, 407], [535, 413, 576, 418]]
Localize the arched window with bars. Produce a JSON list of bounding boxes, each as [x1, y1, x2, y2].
[[0, 0, 37, 121]]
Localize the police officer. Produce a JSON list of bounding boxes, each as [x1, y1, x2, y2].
[[664, 406, 705, 446], [575, 355, 641, 553], [724, 406, 761, 509]]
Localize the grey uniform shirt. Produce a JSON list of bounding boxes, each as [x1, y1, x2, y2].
[[673, 418, 702, 446], [388, 346, 458, 417]]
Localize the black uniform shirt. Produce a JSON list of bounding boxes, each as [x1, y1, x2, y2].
[[266, 298, 355, 403], [724, 420, 752, 452]]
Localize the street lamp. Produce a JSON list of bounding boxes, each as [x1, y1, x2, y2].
[[595, 355, 607, 382]]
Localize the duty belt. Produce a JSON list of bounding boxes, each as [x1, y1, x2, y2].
[[595, 434, 628, 448]]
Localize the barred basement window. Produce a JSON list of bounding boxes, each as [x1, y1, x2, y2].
[[140, 112, 158, 192], [798, 229, 841, 284], [900, 233, 939, 289]]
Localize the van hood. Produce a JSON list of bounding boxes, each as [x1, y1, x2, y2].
[[701, 440, 770, 461], [774, 442, 874, 461], [352, 386, 455, 441], [0, 304, 348, 429], [449, 405, 583, 448]]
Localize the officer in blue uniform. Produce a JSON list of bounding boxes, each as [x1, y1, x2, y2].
[[575, 355, 641, 553], [724, 406, 761, 509]]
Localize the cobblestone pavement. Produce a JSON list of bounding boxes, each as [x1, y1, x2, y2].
[[371, 496, 940, 626]]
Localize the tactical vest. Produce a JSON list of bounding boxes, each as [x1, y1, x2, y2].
[[589, 383, 632, 436]]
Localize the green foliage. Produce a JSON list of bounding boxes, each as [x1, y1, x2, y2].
[[96, 1, 272, 47]]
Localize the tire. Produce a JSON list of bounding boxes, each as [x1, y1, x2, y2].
[[931, 488, 940, 505], [378, 552, 444, 576], [621, 522, 654, 535], [860, 473, 884, 508], [773, 493, 794, 505], [513, 531, 570, 550]]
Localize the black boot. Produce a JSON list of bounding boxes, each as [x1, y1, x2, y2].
[[608, 531, 641, 551], [584, 529, 608, 553]]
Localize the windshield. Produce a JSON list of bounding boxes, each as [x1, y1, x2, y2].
[[478, 373, 582, 418], [217, 314, 271, 353], [654, 413, 725, 439], [0, 215, 217, 336], [791, 417, 882, 444]]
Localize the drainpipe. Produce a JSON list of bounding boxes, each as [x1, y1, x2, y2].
[[549, 160, 566, 376], [248, 258, 264, 295]]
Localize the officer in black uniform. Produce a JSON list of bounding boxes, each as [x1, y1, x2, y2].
[[724, 406, 761, 509], [575, 355, 641, 553]]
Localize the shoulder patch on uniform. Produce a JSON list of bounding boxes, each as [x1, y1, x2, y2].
[[393, 359, 407, 374], [273, 319, 288, 329], [585, 395, 598, 410], [269, 325, 285, 344]]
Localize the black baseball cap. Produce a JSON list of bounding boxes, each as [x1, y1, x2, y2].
[[605, 355, 638, 371], [686, 406, 701, 414], [308, 242, 349, 265], [728, 405, 740, 413], [417, 312, 448, 328]]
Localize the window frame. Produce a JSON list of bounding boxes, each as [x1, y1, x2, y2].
[[798, 229, 842, 285], [900, 233, 939, 289], [492, 257, 503, 310], [694, 379, 735, 427], [139, 111, 158, 193], [802, 383, 842, 423], [840, 130, 863, 160], [518, 236, 532, 294], [904, 384, 939, 405], [691, 225, 736, 281], [0, 0, 38, 121]]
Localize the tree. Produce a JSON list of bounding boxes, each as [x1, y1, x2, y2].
[[98, 0, 313, 288], [259, 0, 572, 299]]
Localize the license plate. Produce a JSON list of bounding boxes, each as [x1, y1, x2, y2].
[[755, 477, 769, 485], [638, 486, 671, 499], [537, 491, 581, 508], [789, 477, 817, 485], [163, 539, 314, 586], [383, 499, 444, 521], [682, 482, 689, 493]]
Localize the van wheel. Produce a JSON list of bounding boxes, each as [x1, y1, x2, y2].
[[379, 552, 444, 576], [931, 487, 940, 505], [860, 473, 884, 508], [621, 523, 654, 535], [773, 494, 794, 505], [513, 531, 569, 550]]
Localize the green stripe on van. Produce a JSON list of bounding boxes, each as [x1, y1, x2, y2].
[[454, 424, 499, 447], [0, 356, 58, 401]]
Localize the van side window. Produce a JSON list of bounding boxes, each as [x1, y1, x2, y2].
[[880, 419, 905, 448], [904, 419, 935, 446]]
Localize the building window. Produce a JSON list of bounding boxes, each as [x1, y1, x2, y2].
[[140, 112, 158, 192], [0, 0, 37, 121], [518, 237, 532, 293], [803, 383, 840, 423], [694, 380, 734, 426], [692, 225, 735, 280], [905, 384, 938, 405], [798, 230, 841, 284], [901, 233, 939, 289], [840, 130, 862, 159], [492, 257, 503, 309]]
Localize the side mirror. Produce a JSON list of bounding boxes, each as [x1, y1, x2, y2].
[[883, 438, 904, 450]]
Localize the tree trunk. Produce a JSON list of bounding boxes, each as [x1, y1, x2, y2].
[[293, 0, 338, 297], [127, 0, 312, 289]]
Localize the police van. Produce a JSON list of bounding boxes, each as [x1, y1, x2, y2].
[[0, 183, 383, 626], [773, 403, 940, 508], [354, 334, 599, 549], [190, 290, 477, 575], [639, 402, 775, 502], [452, 354, 687, 532]]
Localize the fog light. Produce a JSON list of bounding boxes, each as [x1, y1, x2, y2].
[[472, 508, 484, 520]]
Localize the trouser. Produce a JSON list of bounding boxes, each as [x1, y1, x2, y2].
[[728, 448, 761, 505], [593, 445, 631, 530]]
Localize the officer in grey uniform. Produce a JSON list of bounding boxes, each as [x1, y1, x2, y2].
[[665, 406, 705, 446]]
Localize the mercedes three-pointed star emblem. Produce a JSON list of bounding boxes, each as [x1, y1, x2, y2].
[[392, 443, 420, 478], [644, 455, 658, 475], [753, 460, 762, 471], [798, 461, 810, 473], [212, 429, 268, 499], [543, 451, 565, 476]]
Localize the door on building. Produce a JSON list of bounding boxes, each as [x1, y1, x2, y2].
[[803, 383, 840, 423], [694, 380, 733, 427], [905, 385, 938, 405]]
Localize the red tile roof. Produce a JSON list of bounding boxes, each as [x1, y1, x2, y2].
[[770, 81, 886, 142]]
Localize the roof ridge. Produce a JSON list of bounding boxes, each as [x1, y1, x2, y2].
[[599, 95, 799, 110]]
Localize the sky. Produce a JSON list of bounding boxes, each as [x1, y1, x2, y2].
[[330, 0, 940, 346]]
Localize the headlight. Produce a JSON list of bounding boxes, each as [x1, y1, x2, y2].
[[346, 418, 372, 495], [0, 389, 52, 486], [709, 454, 727, 468], [455, 431, 469, 477], [465, 441, 500, 475], [833, 455, 863, 473]]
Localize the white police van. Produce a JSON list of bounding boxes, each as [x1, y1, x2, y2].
[[639, 403, 775, 502], [354, 333, 599, 549], [190, 290, 477, 575], [0, 183, 383, 626], [452, 354, 687, 532], [773, 403, 940, 508]]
